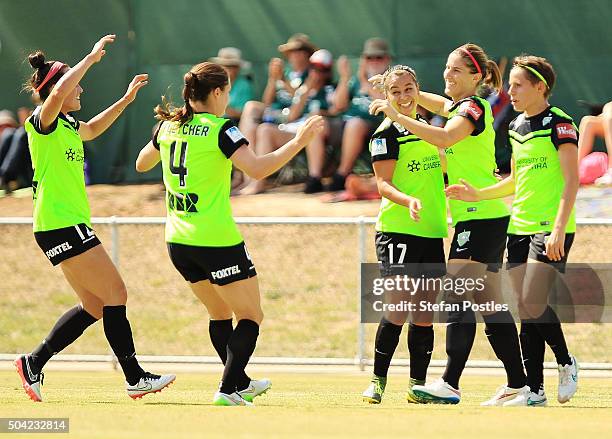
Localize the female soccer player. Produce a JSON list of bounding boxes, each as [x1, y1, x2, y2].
[[447, 55, 580, 406], [135, 62, 324, 406], [361, 65, 446, 405], [15, 35, 175, 402], [370, 43, 528, 405]]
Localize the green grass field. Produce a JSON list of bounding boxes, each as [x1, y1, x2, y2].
[[2, 370, 612, 439]]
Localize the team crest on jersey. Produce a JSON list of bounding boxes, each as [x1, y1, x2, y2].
[[556, 123, 577, 140], [542, 115, 552, 126], [371, 138, 387, 156], [393, 121, 408, 133], [226, 126, 246, 143], [460, 101, 483, 120], [457, 230, 471, 247]]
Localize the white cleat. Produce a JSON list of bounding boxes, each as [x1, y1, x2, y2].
[[411, 378, 461, 404], [558, 355, 578, 403], [481, 384, 530, 406], [213, 391, 253, 406], [237, 378, 272, 402], [504, 387, 548, 407], [126, 372, 176, 399]]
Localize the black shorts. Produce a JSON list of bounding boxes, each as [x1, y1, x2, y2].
[[449, 216, 510, 272], [167, 241, 257, 286], [34, 223, 101, 266], [506, 233, 575, 273], [375, 231, 446, 278]]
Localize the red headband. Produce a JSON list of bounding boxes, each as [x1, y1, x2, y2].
[[459, 48, 482, 76], [35, 61, 65, 93]]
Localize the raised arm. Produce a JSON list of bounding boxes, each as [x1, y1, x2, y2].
[[369, 99, 473, 148], [79, 74, 148, 141], [39, 35, 116, 131], [230, 115, 324, 179], [332, 56, 352, 112], [418, 91, 453, 117], [262, 58, 284, 106]]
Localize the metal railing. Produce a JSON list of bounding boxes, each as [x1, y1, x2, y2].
[[1, 216, 611, 371]]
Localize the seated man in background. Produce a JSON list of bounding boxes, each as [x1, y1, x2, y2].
[[234, 34, 316, 191], [0, 108, 32, 195], [578, 101, 612, 186], [326, 38, 390, 191], [240, 49, 338, 195], [210, 47, 254, 124]]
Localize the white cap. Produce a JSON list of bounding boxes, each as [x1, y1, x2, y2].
[[309, 49, 333, 68]]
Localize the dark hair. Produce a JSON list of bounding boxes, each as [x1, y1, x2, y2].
[[24, 51, 67, 101], [453, 43, 502, 94], [382, 64, 419, 92], [512, 54, 556, 98], [155, 62, 229, 126]]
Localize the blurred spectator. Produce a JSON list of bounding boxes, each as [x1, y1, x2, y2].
[[0, 109, 17, 136], [234, 33, 316, 190], [326, 37, 390, 191], [240, 49, 338, 195], [0, 107, 33, 193], [209, 47, 254, 123], [578, 101, 612, 186]]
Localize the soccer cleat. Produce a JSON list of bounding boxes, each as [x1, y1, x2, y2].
[[126, 372, 176, 399], [213, 391, 253, 406], [14, 355, 43, 402], [411, 378, 461, 404], [362, 375, 386, 404], [237, 378, 272, 402], [558, 355, 579, 403], [481, 384, 530, 406], [406, 378, 428, 403], [503, 386, 548, 407]]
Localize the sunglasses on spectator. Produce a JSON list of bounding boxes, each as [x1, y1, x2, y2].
[[365, 55, 386, 61], [310, 65, 331, 72]]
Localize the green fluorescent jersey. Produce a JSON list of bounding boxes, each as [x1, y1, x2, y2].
[[508, 106, 578, 234], [154, 113, 248, 246], [25, 107, 91, 232], [370, 116, 447, 238], [445, 96, 509, 225]]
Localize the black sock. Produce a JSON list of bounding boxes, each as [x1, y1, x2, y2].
[[30, 305, 98, 374], [219, 319, 259, 394], [102, 305, 145, 385], [441, 308, 476, 389], [209, 319, 251, 389], [407, 324, 434, 382], [483, 311, 526, 388], [373, 318, 403, 378], [520, 320, 545, 393], [534, 306, 571, 366]]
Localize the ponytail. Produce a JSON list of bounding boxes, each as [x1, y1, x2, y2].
[[154, 62, 228, 126], [484, 59, 502, 93]]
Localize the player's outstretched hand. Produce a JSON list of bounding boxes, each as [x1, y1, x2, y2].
[[295, 115, 325, 147], [368, 73, 385, 92], [445, 178, 480, 201], [123, 74, 149, 103], [89, 34, 116, 63]]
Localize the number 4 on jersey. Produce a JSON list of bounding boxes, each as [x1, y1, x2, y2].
[[170, 141, 188, 187]]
